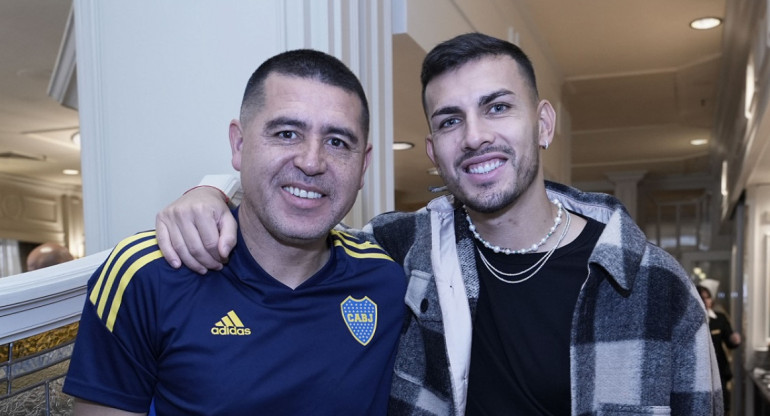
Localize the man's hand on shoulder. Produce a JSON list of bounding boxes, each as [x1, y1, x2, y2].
[[155, 186, 237, 274]]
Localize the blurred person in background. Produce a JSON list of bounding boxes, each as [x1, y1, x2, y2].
[[26, 242, 74, 271], [697, 285, 741, 414]]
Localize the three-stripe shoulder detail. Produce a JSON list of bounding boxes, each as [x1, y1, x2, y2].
[[88, 231, 163, 331], [331, 230, 394, 262]]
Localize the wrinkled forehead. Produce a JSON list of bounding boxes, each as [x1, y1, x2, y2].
[[254, 73, 368, 136]]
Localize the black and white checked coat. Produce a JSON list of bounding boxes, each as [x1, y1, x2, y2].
[[362, 181, 723, 416]]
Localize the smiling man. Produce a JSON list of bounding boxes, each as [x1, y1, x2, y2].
[[63, 50, 406, 416], [155, 33, 723, 415]]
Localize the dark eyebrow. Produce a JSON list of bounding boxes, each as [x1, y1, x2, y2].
[[324, 126, 360, 146], [265, 116, 360, 146], [479, 89, 514, 106], [430, 89, 515, 120], [264, 116, 307, 131], [430, 106, 462, 120]]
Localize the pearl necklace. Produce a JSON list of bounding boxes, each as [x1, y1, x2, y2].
[[476, 209, 571, 284], [465, 199, 564, 255]]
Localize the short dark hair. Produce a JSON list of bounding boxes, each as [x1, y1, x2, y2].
[[240, 49, 370, 140], [420, 32, 539, 111]]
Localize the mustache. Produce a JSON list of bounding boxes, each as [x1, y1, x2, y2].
[[455, 145, 515, 168], [278, 171, 331, 193]]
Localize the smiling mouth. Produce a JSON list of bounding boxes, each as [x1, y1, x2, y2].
[[466, 159, 504, 174], [283, 186, 323, 199]]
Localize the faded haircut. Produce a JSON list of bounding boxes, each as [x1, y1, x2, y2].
[[240, 49, 370, 141], [420, 32, 539, 112]]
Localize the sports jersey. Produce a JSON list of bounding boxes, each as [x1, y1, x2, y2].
[[64, 209, 406, 415]]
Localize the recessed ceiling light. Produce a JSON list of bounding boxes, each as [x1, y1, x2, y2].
[[427, 167, 439, 175], [689, 17, 722, 30], [71, 131, 81, 146], [393, 141, 414, 151], [690, 138, 708, 146], [63, 169, 80, 175]]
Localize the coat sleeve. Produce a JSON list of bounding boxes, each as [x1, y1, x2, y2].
[[669, 271, 724, 415]]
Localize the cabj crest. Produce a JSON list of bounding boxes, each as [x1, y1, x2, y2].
[[340, 296, 378, 346]]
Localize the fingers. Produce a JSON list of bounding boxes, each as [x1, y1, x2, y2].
[[154, 186, 233, 274], [155, 219, 181, 268], [156, 206, 211, 275], [184, 210, 227, 270], [218, 213, 238, 259], [170, 204, 225, 273]]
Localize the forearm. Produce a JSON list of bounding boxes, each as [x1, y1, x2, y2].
[[196, 174, 242, 206], [74, 399, 147, 416]]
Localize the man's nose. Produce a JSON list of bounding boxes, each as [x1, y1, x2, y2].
[[463, 116, 493, 150], [294, 140, 327, 176]]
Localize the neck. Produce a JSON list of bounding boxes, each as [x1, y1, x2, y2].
[[465, 190, 557, 251], [239, 208, 330, 289]]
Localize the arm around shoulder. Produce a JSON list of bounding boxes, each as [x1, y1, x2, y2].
[[155, 174, 240, 273]]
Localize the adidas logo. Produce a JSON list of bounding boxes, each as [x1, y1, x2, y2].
[[211, 310, 252, 336]]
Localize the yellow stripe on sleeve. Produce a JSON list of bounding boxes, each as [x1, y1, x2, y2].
[[333, 239, 394, 261], [96, 237, 160, 318], [105, 250, 163, 332], [89, 231, 156, 306], [332, 230, 384, 251]]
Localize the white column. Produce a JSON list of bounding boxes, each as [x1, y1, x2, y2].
[[605, 171, 646, 221], [745, 184, 770, 366]]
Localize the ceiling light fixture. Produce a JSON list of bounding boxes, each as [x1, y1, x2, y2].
[[71, 131, 81, 146], [427, 167, 439, 175], [689, 17, 722, 30], [62, 169, 80, 175], [690, 138, 708, 146], [393, 141, 414, 150]]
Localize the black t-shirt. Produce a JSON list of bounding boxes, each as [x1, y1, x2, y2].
[[465, 214, 604, 416]]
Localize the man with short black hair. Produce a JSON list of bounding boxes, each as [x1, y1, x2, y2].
[[64, 49, 406, 416]]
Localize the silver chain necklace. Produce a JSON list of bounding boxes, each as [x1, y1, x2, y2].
[[474, 209, 571, 284], [465, 199, 563, 255]]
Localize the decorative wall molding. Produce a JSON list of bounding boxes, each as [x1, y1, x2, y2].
[[0, 174, 82, 245], [48, 4, 78, 110]]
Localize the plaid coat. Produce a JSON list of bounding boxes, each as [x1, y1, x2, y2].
[[364, 181, 723, 416]]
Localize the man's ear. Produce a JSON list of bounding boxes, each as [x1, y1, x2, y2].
[[425, 133, 437, 165], [537, 100, 556, 148], [229, 119, 244, 171], [359, 143, 373, 189], [425, 133, 441, 176]]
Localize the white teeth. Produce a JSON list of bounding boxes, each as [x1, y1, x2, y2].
[[468, 160, 503, 174], [284, 186, 322, 199]]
